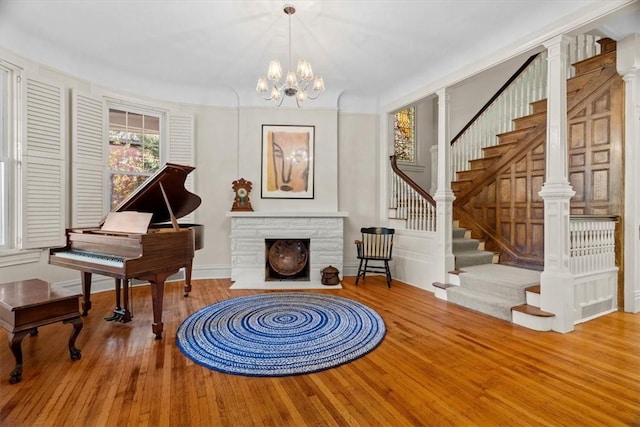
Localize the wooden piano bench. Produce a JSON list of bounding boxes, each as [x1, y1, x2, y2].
[[0, 279, 83, 384]]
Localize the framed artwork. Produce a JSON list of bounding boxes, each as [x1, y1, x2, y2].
[[261, 124, 315, 199]]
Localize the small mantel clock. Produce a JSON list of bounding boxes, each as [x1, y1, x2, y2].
[[231, 178, 254, 211]]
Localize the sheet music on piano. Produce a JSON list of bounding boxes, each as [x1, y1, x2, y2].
[[100, 212, 153, 234], [49, 163, 204, 339]]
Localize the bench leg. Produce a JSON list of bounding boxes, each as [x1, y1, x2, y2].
[[7, 330, 29, 384], [63, 316, 83, 361]]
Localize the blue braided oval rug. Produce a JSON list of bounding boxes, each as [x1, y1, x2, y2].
[[176, 292, 386, 376]]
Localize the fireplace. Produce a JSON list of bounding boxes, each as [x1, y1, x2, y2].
[[226, 211, 347, 286], [265, 239, 310, 281]]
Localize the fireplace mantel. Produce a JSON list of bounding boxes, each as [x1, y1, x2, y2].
[[226, 211, 348, 287], [226, 211, 348, 218]]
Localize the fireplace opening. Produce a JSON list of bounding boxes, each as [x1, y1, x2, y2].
[[265, 239, 310, 281]]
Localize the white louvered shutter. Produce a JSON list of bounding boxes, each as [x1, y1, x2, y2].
[[21, 78, 65, 249], [71, 90, 106, 227], [167, 114, 196, 223]]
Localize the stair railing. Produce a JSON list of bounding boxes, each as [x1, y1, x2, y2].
[[389, 154, 436, 231], [449, 35, 601, 182], [570, 215, 619, 322], [569, 215, 618, 275]]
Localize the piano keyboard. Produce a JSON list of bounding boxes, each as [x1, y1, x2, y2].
[[53, 250, 125, 268]]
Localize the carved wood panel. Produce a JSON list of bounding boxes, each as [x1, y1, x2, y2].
[[456, 65, 623, 273], [465, 139, 546, 267], [568, 78, 624, 216]]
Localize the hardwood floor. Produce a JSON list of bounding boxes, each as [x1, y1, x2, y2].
[[1, 276, 639, 426]]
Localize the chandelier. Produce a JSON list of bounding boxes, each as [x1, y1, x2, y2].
[[256, 4, 325, 107]]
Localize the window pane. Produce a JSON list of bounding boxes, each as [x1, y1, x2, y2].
[[394, 106, 416, 163], [108, 108, 161, 207], [110, 173, 148, 209], [0, 67, 8, 249]]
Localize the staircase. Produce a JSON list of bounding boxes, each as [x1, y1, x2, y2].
[[451, 37, 619, 270], [391, 38, 619, 331], [452, 224, 496, 269]]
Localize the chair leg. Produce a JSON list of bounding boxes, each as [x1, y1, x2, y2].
[[384, 261, 391, 288], [355, 259, 364, 285]]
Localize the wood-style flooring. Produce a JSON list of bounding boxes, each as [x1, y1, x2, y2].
[[1, 276, 639, 426]]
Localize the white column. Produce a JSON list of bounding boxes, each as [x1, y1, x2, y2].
[[434, 88, 455, 282], [539, 35, 576, 333], [617, 33, 640, 313], [429, 145, 438, 195]]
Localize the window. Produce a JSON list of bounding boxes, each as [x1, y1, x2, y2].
[[0, 61, 18, 251], [108, 108, 161, 209], [393, 106, 416, 163], [0, 64, 9, 250]]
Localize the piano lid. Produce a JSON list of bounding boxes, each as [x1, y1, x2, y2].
[[109, 163, 201, 225]]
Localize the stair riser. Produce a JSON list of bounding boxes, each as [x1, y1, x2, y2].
[[452, 228, 467, 238], [512, 311, 553, 331], [455, 253, 495, 269], [452, 239, 480, 251], [526, 290, 541, 307], [447, 290, 513, 321]]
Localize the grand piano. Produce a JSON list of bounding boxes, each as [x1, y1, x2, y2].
[[49, 163, 203, 339]]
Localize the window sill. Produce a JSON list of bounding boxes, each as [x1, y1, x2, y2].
[[0, 249, 42, 267]]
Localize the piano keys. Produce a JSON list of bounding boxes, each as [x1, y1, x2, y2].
[[49, 163, 204, 339]]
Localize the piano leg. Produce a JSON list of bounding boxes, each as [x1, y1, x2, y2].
[[80, 272, 92, 316], [122, 279, 132, 322], [183, 262, 193, 297], [139, 270, 176, 339]]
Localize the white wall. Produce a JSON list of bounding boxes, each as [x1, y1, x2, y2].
[[237, 107, 339, 212], [0, 49, 379, 288], [337, 112, 379, 273]]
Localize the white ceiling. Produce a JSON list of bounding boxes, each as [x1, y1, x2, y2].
[[1, 0, 638, 109]]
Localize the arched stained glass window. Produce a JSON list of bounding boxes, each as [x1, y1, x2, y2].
[[393, 106, 415, 163]]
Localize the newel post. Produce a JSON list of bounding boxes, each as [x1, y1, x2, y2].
[[434, 87, 455, 282], [539, 35, 576, 333]]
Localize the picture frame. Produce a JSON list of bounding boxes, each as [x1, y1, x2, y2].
[[261, 124, 315, 199]]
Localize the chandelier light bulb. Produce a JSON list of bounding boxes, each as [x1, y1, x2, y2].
[[312, 76, 325, 93], [296, 59, 313, 81], [256, 77, 268, 93], [255, 4, 325, 107], [267, 60, 283, 81]]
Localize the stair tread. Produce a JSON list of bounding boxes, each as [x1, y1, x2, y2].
[[512, 304, 555, 317], [525, 285, 541, 294], [432, 282, 455, 289]]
